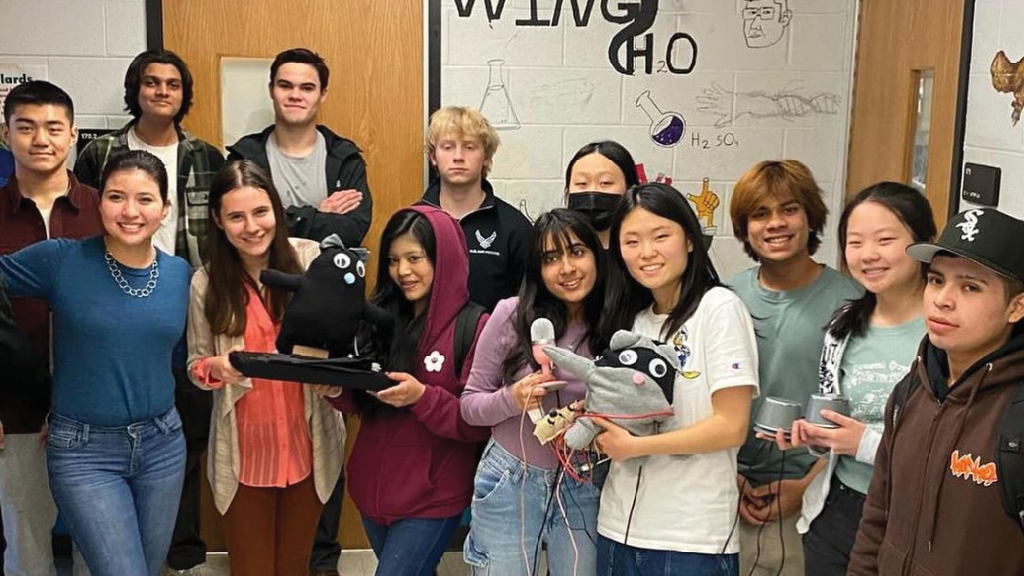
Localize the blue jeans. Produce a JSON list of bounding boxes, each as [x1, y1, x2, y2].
[[597, 536, 738, 576], [361, 514, 462, 576], [47, 409, 186, 576], [463, 440, 599, 576]]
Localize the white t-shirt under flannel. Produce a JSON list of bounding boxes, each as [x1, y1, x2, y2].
[[127, 128, 178, 255], [597, 286, 759, 554]]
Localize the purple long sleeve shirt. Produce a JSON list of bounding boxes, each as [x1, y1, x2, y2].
[[460, 297, 591, 468]]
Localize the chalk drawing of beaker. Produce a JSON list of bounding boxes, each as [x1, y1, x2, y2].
[[636, 90, 685, 147], [480, 60, 520, 130]]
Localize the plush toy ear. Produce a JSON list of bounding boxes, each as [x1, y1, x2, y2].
[[654, 343, 683, 372], [320, 234, 346, 250], [609, 330, 642, 351], [350, 247, 370, 263]]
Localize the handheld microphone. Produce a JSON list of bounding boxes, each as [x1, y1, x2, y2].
[[530, 317, 556, 377], [528, 318, 557, 422]]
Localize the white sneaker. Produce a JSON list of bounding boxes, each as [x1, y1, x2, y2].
[[161, 564, 217, 576]]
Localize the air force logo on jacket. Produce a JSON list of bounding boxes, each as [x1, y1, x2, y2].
[[473, 229, 499, 253]]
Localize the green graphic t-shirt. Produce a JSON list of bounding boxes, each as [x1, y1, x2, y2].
[[834, 316, 925, 493]]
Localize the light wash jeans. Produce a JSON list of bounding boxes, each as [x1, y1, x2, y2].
[[46, 409, 185, 576], [0, 432, 89, 576], [597, 536, 739, 576], [463, 440, 599, 576]]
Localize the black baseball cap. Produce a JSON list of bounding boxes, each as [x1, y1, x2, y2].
[[907, 208, 1024, 283]]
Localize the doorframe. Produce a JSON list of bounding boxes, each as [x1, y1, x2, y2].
[[145, 0, 163, 50], [949, 0, 976, 218]]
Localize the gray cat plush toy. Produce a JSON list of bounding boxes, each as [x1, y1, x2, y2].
[[544, 330, 678, 462]]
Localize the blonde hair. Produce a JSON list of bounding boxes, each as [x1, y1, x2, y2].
[[426, 106, 500, 177], [730, 159, 828, 261]]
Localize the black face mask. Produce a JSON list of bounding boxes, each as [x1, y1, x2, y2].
[[568, 191, 622, 232]]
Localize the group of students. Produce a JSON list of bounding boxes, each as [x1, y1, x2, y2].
[[0, 45, 1022, 576]]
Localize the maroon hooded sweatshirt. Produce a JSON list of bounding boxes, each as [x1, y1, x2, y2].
[[330, 205, 491, 525]]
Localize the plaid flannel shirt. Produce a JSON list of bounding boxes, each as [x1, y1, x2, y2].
[[74, 122, 225, 267]]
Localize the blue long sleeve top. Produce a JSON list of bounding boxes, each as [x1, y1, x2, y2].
[[0, 236, 190, 426]]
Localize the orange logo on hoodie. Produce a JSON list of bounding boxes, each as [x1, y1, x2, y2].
[[949, 450, 998, 486]]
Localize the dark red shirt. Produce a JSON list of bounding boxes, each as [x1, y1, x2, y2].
[[0, 171, 102, 433]]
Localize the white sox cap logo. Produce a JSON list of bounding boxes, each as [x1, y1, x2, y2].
[[955, 209, 984, 242]]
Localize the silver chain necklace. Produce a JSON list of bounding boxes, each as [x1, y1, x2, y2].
[[104, 251, 159, 298]]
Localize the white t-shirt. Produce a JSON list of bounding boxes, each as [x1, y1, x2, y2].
[[597, 286, 759, 554], [127, 128, 178, 255], [38, 205, 53, 236]]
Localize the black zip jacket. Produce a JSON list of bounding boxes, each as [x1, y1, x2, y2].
[[227, 125, 372, 246], [419, 179, 531, 311]]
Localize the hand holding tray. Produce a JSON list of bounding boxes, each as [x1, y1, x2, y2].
[[229, 352, 394, 392]]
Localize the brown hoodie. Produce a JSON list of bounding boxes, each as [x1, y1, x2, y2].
[[847, 334, 1024, 576]]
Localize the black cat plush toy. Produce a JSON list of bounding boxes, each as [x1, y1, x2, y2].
[[229, 234, 394, 390]]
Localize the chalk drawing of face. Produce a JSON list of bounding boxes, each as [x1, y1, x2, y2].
[[742, 0, 792, 49]]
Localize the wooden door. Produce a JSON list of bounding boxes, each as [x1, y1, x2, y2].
[[846, 0, 966, 227], [162, 0, 424, 550]]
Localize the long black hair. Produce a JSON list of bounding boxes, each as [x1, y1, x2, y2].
[[601, 183, 722, 341], [354, 209, 437, 416], [501, 209, 608, 382], [367, 209, 438, 370], [828, 182, 936, 339]]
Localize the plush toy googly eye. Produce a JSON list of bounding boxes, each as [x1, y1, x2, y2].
[[356, 260, 366, 278], [618, 350, 637, 365], [334, 253, 351, 269], [648, 358, 668, 378]]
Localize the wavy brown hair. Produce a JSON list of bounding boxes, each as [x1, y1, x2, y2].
[[203, 160, 301, 336]]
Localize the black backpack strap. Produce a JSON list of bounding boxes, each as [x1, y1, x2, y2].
[[997, 382, 1024, 531], [453, 302, 486, 377], [889, 371, 919, 428]]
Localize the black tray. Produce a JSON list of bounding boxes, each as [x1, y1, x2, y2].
[[229, 352, 393, 391]]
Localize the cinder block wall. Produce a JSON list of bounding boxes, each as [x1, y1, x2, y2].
[[0, 0, 147, 160]]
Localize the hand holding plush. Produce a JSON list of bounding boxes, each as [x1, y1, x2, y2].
[[543, 330, 677, 463]]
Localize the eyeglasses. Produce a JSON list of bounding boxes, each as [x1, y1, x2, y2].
[[743, 6, 777, 19]]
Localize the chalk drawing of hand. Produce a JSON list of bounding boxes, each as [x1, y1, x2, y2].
[[696, 83, 734, 128], [810, 93, 841, 114], [768, 92, 841, 120], [737, 90, 788, 120]]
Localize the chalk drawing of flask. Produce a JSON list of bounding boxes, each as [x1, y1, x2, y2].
[[636, 90, 685, 147], [480, 59, 520, 130]]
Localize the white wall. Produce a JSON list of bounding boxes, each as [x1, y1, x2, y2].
[[0, 0, 147, 154], [961, 0, 1024, 217], [439, 0, 859, 277]]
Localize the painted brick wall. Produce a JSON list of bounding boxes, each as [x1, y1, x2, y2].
[[439, 0, 858, 277], [0, 0, 147, 159], [961, 0, 1024, 217]]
